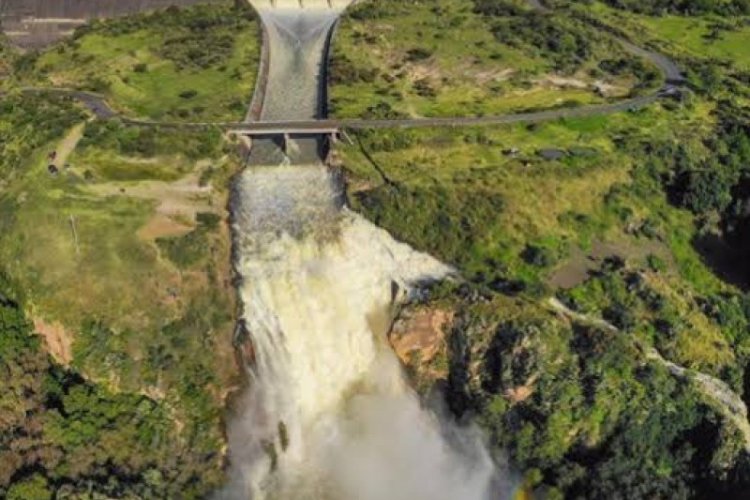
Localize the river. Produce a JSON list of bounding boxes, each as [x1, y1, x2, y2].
[[219, 1, 505, 498]]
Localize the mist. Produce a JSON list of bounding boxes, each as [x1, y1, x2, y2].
[[217, 165, 511, 500]]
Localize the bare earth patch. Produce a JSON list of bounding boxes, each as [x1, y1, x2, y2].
[[536, 74, 630, 97], [87, 171, 216, 241], [56, 123, 86, 165], [389, 307, 453, 367], [34, 318, 73, 365], [504, 376, 539, 404], [548, 238, 671, 289]]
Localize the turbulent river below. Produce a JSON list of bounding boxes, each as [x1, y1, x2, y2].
[[219, 2, 507, 499], [222, 164, 504, 499]]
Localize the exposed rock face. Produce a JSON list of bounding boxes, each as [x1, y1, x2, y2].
[[503, 379, 537, 405], [389, 306, 454, 384], [33, 318, 73, 365]]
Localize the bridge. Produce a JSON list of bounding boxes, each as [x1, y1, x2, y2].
[[8, 0, 686, 164], [233, 0, 685, 163], [226, 89, 671, 135], [241, 0, 355, 163], [13, 84, 679, 145]]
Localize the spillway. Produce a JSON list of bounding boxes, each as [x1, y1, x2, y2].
[[220, 1, 506, 498], [222, 163, 503, 499]]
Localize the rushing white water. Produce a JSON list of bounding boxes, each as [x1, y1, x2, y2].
[[221, 164, 503, 499]]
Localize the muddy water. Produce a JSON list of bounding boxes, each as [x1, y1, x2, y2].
[[222, 162, 504, 500], [222, 2, 508, 499], [0, 0, 222, 47]]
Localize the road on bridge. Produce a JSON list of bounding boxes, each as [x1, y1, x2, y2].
[[11, 0, 686, 139]]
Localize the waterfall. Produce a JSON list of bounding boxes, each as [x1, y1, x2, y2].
[[220, 164, 504, 499], [218, 1, 508, 497]]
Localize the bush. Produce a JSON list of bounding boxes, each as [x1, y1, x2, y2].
[[521, 245, 557, 267], [179, 89, 198, 99]]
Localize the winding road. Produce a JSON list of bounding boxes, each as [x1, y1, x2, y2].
[[11, 0, 685, 135]]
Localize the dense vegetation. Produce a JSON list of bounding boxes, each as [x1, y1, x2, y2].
[[0, 279, 220, 498], [538, 1, 750, 73], [596, 0, 750, 16], [0, 35, 12, 80], [339, 1, 750, 497], [449, 290, 750, 498], [79, 118, 223, 160], [11, 1, 259, 121], [1, 72, 238, 496], [0, 94, 85, 180]]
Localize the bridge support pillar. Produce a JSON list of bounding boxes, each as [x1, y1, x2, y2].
[[282, 132, 290, 155]]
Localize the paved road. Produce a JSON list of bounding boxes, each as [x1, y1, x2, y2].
[[225, 90, 673, 133], [8, 0, 685, 133], [528, 0, 684, 82], [11, 85, 676, 133]]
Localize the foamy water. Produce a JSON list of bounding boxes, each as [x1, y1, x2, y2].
[[220, 165, 503, 499], [221, 1, 507, 497]]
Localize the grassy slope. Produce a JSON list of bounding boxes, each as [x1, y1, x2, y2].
[[0, 35, 12, 79], [0, 89, 239, 492], [585, 1, 750, 69], [13, 2, 259, 121], [330, 0, 650, 118], [337, 2, 750, 495], [342, 98, 733, 368]]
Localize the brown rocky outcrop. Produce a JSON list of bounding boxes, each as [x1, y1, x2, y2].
[[389, 306, 454, 384]]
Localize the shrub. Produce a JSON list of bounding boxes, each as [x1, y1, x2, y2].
[[179, 89, 198, 99]]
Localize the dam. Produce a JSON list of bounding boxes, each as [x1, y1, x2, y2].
[[222, 0, 506, 498], [240, 0, 352, 165]]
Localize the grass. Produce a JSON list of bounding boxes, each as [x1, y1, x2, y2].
[[339, 94, 735, 373], [584, 1, 750, 70], [0, 97, 240, 420], [15, 2, 260, 122], [0, 104, 241, 489], [330, 0, 650, 119]]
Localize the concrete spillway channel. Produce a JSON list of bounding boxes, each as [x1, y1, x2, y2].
[[243, 0, 353, 165]]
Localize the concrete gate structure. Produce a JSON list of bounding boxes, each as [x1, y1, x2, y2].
[[243, 0, 354, 164]]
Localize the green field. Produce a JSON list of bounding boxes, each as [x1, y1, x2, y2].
[[13, 2, 260, 121], [0, 92, 241, 496], [330, 0, 660, 119], [584, 1, 750, 70]]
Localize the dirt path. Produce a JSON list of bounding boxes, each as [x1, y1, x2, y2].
[[33, 318, 73, 365], [548, 297, 750, 452], [54, 122, 85, 167], [87, 171, 217, 241]]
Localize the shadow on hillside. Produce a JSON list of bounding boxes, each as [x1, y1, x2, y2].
[[692, 232, 749, 291]]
